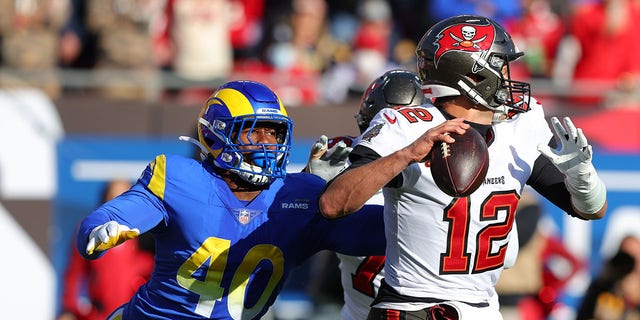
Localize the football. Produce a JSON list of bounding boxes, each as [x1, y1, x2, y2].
[[429, 127, 489, 197]]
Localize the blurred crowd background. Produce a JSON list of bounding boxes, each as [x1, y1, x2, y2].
[[0, 0, 639, 319], [1, 0, 640, 116], [2, 0, 640, 150]]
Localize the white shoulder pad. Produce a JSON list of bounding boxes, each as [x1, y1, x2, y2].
[[356, 104, 446, 157]]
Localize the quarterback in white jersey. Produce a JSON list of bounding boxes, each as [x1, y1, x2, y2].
[[360, 100, 544, 305], [319, 15, 607, 320], [310, 69, 521, 320]]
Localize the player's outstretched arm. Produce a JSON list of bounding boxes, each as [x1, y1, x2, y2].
[[320, 118, 469, 218], [77, 182, 166, 259], [303, 135, 353, 182], [537, 117, 607, 220], [85, 221, 140, 256]]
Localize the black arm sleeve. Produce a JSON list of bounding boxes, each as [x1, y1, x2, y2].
[[527, 138, 585, 220]]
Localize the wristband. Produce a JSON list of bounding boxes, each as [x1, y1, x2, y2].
[[567, 177, 606, 215]]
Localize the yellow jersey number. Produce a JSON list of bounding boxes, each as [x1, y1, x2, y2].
[[177, 237, 285, 319]]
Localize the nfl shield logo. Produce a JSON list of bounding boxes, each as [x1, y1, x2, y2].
[[232, 208, 262, 225], [238, 209, 251, 225]]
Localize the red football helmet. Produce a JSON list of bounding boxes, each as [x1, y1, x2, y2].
[[416, 15, 530, 117]]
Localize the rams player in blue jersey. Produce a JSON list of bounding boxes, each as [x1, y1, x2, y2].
[[75, 80, 385, 320]]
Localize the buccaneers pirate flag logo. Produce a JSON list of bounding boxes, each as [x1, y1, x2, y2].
[[432, 22, 495, 69]]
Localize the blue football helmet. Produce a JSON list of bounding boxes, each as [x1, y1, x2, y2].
[[197, 80, 293, 185]]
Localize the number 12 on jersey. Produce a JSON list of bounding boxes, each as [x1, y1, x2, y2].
[[441, 191, 518, 274]]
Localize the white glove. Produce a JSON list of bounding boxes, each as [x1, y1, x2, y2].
[[86, 221, 140, 255], [537, 117, 606, 214], [305, 135, 353, 182]]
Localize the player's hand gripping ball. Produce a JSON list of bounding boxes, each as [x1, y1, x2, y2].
[[429, 128, 489, 197]]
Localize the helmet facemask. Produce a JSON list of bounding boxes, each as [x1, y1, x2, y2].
[[466, 51, 530, 116]]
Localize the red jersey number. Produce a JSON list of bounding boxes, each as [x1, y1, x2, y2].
[[440, 191, 518, 274], [352, 255, 386, 297], [393, 106, 433, 123]]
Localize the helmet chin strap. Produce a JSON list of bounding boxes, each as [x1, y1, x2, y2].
[[231, 151, 286, 186], [231, 164, 272, 185], [492, 106, 509, 123]]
